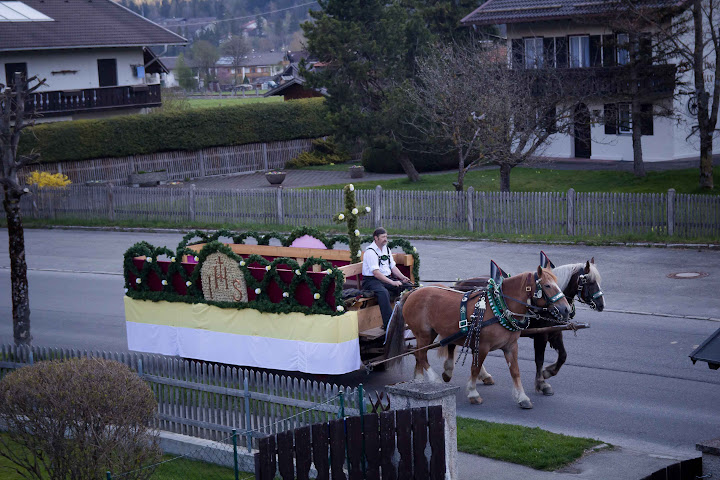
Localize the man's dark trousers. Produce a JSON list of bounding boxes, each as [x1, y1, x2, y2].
[[362, 276, 403, 329]]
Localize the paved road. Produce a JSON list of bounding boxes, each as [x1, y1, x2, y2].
[[1, 228, 719, 458]]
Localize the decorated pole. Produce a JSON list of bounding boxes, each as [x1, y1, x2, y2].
[[333, 184, 371, 264]]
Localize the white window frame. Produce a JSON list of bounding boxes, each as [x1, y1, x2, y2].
[[569, 35, 590, 68], [617, 33, 630, 65], [618, 103, 632, 133], [524, 37, 544, 69]]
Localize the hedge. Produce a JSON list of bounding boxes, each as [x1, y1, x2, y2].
[[19, 98, 330, 164]]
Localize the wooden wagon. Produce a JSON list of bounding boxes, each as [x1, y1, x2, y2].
[[123, 229, 418, 375]]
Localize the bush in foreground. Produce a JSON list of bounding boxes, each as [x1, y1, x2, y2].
[[0, 357, 161, 480]]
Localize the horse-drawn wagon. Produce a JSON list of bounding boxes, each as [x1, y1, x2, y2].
[[123, 228, 419, 375]]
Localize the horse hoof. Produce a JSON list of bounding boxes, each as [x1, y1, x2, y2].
[[541, 385, 554, 396], [468, 396, 483, 405], [482, 377, 495, 386], [442, 373, 451, 383], [518, 399, 533, 409]]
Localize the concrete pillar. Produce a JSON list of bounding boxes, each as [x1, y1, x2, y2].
[[386, 382, 459, 480], [697, 438, 720, 478]]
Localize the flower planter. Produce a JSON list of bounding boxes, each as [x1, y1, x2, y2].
[[349, 166, 365, 179], [265, 172, 286, 185], [128, 171, 168, 187]]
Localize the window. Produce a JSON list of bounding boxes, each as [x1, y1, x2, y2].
[[618, 103, 631, 133], [97, 59, 117, 87], [617, 33, 630, 65], [569, 36, 590, 68], [524, 38, 544, 68], [4, 62, 27, 86]]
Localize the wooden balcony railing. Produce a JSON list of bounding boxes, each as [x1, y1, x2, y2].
[[25, 84, 162, 116]]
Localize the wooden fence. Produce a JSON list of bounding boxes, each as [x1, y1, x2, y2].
[[255, 405, 446, 480], [0, 344, 360, 450], [18, 185, 720, 238], [18, 138, 315, 186]]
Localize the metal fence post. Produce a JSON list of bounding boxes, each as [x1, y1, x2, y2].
[[466, 186, 474, 232], [276, 187, 284, 225], [567, 188, 576, 236], [244, 375, 252, 453], [667, 188, 675, 237], [232, 428, 240, 480], [189, 184, 196, 223], [106, 183, 115, 221], [374, 186, 382, 227]]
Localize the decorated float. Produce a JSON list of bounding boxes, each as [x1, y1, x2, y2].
[[123, 185, 419, 374]]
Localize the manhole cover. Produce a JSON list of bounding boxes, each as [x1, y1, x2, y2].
[[667, 272, 709, 279]]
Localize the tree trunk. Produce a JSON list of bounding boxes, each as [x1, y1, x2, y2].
[[692, 0, 714, 190], [699, 130, 714, 189], [3, 187, 32, 346], [499, 163, 512, 192], [631, 99, 646, 178], [455, 150, 466, 191], [398, 153, 421, 182]]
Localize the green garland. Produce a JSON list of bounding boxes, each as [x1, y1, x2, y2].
[[124, 240, 347, 316], [332, 184, 371, 264]]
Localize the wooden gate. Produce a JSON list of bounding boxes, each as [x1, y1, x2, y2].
[[255, 405, 446, 480]]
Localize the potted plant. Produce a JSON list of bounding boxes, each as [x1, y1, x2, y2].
[[265, 171, 286, 185], [349, 165, 365, 179]]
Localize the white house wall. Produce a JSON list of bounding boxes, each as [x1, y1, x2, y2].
[[1, 47, 147, 91]]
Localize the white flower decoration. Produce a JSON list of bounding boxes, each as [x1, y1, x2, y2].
[[194, 256, 199, 262], [348, 184, 355, 191], [146, 257, 152, 263], [171, 257, 176, 263], [365, 206, 371, 213], [282, 292, 289, 298], [338, 213, 345, 221], [265, 265, 271, 271], [255, 288, 262, 295], [336, 305, 345, 312], [161, 280, 168, 286], [413, 247, 417, 253], [313, 293, 321, 300], [357, 250, 362, 257], [326, 268, 333, 275], [186, 281, 192, 287], [240, 261, 246, 267], [124, 288, 128, 294], [351, 208, 358, 215], [354, 229, 360, 236], [135, 278, 142, 284], [295, 269, 301, 275]]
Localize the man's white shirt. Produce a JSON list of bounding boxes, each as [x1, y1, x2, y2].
[[362, 241, 396, 277]]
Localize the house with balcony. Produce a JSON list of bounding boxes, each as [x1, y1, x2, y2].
[[0, 0, 186, 122], [461, 0, 718, 161]]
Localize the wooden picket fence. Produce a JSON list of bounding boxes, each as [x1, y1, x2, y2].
[[18, 184, 720, 238], [0, 344, 360, 450], [18, 138, 315, 186], [255, 405, 446, 480]]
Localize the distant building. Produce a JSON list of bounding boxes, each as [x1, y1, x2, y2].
[[0, 0, 186, 122], [213, 51, 286, 86]]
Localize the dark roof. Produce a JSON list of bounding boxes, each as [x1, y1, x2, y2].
[[0, 0, 186, 52], [690, 327, 720, 370], [461, 0, 691, 26]]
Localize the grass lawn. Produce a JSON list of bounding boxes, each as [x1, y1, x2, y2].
[[457, 417, 607, 471], [312, 166, 720, 195], [187, 96, 282, 108]]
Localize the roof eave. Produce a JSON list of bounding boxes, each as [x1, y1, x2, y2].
[[0, 42, 187, 52]]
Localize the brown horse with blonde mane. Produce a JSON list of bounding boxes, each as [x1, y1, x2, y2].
[[385, 266, 571, 409]]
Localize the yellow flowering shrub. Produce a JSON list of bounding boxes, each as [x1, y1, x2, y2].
[[25, 171, 71, 189]]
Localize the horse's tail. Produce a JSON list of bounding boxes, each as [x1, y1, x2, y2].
[[384, 292, 410, 368]]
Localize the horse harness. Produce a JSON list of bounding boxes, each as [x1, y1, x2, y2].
[[577, 274, 604, 310]]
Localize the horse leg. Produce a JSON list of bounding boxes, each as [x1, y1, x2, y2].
[[542, 332, 567, 380], [479, 364, 494, 385], [534, 334, 554, 396], [467, 346, 490, 404], [413, 332, 440, 382], [442, 344, 456, 382], [503, 342, 533, 409]]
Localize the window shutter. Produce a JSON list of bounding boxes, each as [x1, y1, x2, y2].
[[604, 104, 618, 135], [512, 39, 524, 69], [556, 37, 568, 68], [602, 34, 616, 67], [543, 38, 555, 67], [640, 104, 654, 135], [590, 35, 602, 67]]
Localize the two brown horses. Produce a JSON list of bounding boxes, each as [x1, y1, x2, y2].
[[385, 266, 571, 409]]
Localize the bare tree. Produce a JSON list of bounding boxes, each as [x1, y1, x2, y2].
[[1, 72, 44, 346], [222, 35, 250, 86], [400, 40, 579, 191]]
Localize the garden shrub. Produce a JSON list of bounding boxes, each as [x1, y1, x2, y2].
[[285, 136, 350, 168], [361, 136, 457, 174], [25, 171, 71, 188], [19, 98, 330, 164], [0, 357, 161, 480]]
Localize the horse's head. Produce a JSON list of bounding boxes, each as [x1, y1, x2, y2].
[[532, 266, 572, 322], [577, 258, 604, 312]]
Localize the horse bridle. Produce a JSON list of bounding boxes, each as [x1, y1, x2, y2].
[[530, 272, 567, 321], [576, 274, 603, 310]]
